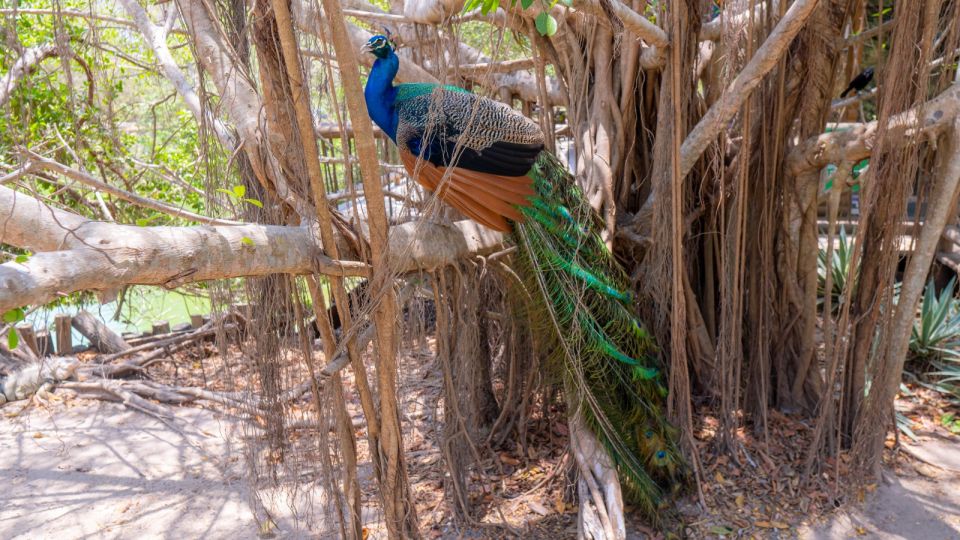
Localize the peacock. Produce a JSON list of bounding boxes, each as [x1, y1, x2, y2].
[[360, 34, 685, 519]]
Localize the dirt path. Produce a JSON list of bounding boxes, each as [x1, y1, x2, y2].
[[3, 395, 959, 539], [801, 435, 960, 540], [0, 399, 255, 539]]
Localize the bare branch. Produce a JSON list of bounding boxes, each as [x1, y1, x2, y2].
[[0, 8, 189, 35], [458, 58, 536, 75], [24, 152, 242, 226], [118, 0, 235, 147]]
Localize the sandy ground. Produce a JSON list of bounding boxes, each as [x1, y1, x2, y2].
[[0, 399, 256, 539], [3, 396, 959, 539], [801, 434, 960, 540]]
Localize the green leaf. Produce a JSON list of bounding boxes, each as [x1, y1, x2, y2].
[[521, 0, 534, 8], [463, 0, 484, 12], [535, 12, 558, 36], [216, 188, 238, 199], [240, 236, 255, 247], [709, 525, 733, 536], [232, 185, 246, 198], [7, 329, 18, 350], [3, 308, 25, 324], [481, 0, 498, 14], [135, 215, 161, 227], [243, 198, 263, 208], [14, 252, 30, 264]]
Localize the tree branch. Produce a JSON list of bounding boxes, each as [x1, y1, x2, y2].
[[24, 152, 242, 226], [118, 0, 235, 147], [787, 82, 960, 175], [679, 0, 820, 177], [573, 0, 668, 48], [0, 185, 504, 311], [175, 0, 310, 217], [0, 43, 56, 107]]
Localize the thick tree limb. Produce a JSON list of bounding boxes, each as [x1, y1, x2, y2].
[[0, 43, 56, 107], [573, 0, 667, 48], [72, 310, 131, 353], [680, 0, 820, 177], [857, 118, 960, 472], [0, 186, 503, 311], [787, 83, 960, 174]]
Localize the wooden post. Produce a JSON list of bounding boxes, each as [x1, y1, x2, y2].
[[190, 314, 205, 329], [152, 321, 171, 336], [35, 330, 53, 356], [55, 315, 72, 355], [16, 324, 39, 358]]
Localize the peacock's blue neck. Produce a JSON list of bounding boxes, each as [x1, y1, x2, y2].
[[364, 51, 400, 142]]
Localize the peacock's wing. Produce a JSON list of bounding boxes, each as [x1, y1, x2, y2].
[[394, 84, 543, 231]]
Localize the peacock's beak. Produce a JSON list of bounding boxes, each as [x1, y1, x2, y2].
[[361, 42, 373, 54]]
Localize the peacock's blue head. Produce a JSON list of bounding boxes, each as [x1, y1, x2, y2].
[[362, 35, 393, 59]]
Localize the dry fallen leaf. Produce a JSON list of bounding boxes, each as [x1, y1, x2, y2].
[[527, 500, 550, 516], [499, 453, 520, 466]]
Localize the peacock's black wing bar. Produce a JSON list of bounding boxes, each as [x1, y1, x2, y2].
[[396, 87, 545, 177]]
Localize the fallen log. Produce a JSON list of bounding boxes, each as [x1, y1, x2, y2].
[[72, 310, 131, 354]]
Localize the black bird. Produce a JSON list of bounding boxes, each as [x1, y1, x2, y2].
[[840, 67, 875, 98]]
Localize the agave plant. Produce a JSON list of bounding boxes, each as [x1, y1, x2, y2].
[[929, 359, 960, 399], [909, 277, 960, 364], [817, 225, 857, 310]]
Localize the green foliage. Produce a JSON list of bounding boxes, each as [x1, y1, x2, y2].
[[3, 308, 26, 350], [218, 185, 264, 208], [3, 308, 26, 325], [534, 12, 558, 37], [909, 278, 960, 364], [817, 226, 857, 310], [942, 412, 960, 435], [930, 357, 960, 399], [461, 0, 561, 36], [1, 2, 224, 229]]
